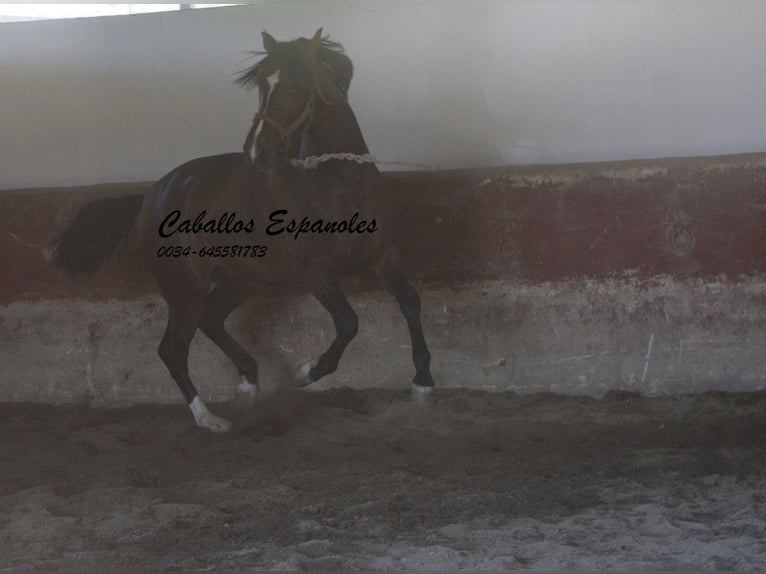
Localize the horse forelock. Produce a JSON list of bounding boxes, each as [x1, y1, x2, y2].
[[236, 35, 353, 98]]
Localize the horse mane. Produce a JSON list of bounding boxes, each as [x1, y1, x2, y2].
[[236, 34, 354, 97]]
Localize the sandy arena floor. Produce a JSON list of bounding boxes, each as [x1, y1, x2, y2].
[[2, 387, 766, 570]]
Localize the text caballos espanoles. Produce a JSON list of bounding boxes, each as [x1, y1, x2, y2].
[[159, 209, 377, 240]]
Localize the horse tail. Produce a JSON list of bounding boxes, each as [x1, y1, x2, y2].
[[52, 193, 145, 276]]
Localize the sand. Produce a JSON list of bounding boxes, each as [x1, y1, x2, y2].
[[2, 387, 765, 570]]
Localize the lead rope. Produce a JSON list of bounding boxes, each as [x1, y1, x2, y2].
[[289, 152, 439, 171]]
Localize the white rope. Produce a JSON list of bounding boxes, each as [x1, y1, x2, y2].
[[289, 152, 439, 171]]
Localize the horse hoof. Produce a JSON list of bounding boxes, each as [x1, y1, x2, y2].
[[195, 411, 232, 433], [235, 375, 259, 402], [295, 361, 316, 387], [190, 397, 232, 433], [411, 384, 434, 407], [204, 415, 232, 433]]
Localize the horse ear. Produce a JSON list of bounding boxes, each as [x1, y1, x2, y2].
[[306, 27, 323, 58], [262, 31, 277, 53]]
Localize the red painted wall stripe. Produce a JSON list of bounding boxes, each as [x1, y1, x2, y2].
[[2, 153, 765, 304]]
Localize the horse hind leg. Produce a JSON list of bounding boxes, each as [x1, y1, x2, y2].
[[157, 280, 232, 432], [199, 278, 260, 400], [379, 265, 435, 405], [297, 270, 358, 386]]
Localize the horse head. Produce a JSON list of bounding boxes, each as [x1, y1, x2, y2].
[[238, 29, 352, 169]]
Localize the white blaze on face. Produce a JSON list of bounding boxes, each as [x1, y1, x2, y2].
[[250, 70, 280, 162]]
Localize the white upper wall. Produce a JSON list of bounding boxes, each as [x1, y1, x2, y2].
[[1, 0, 765, 189]]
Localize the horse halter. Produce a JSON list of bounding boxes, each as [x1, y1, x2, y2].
[[252, 93, 315, 150]]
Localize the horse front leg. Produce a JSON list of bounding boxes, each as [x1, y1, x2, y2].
[[296, 269, 359, 386], [199, 277, 260, 400], [377, 255, 435, 405]]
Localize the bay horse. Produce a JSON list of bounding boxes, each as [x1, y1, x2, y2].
[[53, 30, 434, 432]]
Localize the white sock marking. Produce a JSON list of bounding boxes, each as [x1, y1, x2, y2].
[[412, 384, 433, 407], [237, 375, 258, 397], [296, 360, 315, 386], [189, 396, 231, 432]]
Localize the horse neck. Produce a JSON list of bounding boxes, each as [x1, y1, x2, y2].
[[305, 99, 379, 179]]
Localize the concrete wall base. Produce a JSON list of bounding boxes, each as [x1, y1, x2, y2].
[[4, 276, 766, 405], [5, 154, 766, 404]]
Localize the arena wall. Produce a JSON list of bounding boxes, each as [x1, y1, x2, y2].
[[3, 152, 766, 404]]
